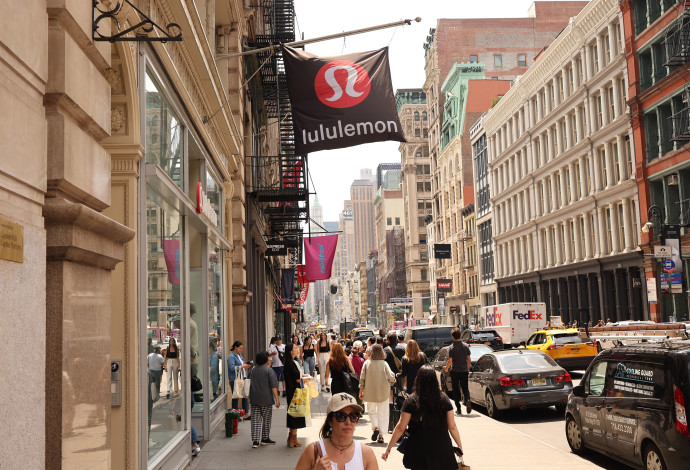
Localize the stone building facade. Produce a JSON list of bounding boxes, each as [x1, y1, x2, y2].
[[484, 0, 645, 324]]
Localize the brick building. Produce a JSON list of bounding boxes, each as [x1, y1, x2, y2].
[[620, 0, 690, 321]]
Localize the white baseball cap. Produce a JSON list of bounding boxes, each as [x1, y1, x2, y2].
[[327, 393, 364, 414]]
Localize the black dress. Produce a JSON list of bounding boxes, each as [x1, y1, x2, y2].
[[329, 365, 347, 395], [284, 360, 306, 429], [400, 393, 456, 470]]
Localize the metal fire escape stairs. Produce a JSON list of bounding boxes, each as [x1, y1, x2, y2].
[[665, 1, 690, 141]]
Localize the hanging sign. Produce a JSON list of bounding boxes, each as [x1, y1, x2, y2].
[[304, 234, 338, 282], [434, 244, 451, 259], [437, 279, 453, 292], [299, 283, 309, 303], [196, 182, 218, 226], [282, 45, 405, 154], [266, 243, 288, 256]]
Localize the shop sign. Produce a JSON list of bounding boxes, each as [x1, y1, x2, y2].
[[434, 243, 451, 259], [0, 217, 23, 263], [196, 182, 218, 226], [437, 279, 452, 292], [266, 243, 288, 256], [654, 245, 672, 258]]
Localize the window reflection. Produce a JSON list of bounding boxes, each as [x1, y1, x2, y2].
[[146, 71, 184, 188], [146, 188, 184, 460], [209, 245, 224, 403]]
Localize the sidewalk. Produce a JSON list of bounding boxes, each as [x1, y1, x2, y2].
[[189, 392, 602, 470]]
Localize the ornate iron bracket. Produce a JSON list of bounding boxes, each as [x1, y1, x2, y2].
[[93, 0, 182, 43]]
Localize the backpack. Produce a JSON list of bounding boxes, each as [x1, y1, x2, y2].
[[342, 370, 360, 395]]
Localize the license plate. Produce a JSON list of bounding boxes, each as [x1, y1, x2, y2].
[[532, 378, 547, 386], [485, 341, 491, 345]]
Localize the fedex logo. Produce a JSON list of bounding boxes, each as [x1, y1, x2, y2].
[[512, 310, 543, 320], [486, 307, 503, 327]]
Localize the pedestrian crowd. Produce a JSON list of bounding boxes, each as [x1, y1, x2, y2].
[[210, 327, 470, 470]]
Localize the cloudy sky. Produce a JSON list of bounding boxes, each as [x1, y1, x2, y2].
[[293, 0, 584, 222]]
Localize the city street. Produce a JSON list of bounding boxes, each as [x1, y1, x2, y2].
[[190, 372, 631, 470]]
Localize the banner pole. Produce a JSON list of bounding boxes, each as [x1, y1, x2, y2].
[[217, 17, 422, 59]]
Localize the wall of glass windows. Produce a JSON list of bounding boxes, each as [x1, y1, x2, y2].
[[141, 51, 229, 469]]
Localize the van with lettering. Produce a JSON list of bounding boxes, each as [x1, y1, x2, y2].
[[479, 303, 547, 347], [565, 340, 690, 470]]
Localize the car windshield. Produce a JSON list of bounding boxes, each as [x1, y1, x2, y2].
[[551, 333, 584, 344], [497, 353, 558, 370], [470, 346, 492, 361], [473, 332, 498, 341]]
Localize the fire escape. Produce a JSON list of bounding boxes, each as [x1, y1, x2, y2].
[[665, 1, 690, 141], [247, 0, 308, 285]]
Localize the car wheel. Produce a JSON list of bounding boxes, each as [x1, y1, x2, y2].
[[555, 403, 566, 414], [565, 416, 585, 455], [485, 391, 501, 419], [644, 443, 666, 470]]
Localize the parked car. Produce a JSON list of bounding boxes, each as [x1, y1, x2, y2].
[[349, 328, 375, 341], [460, 329, 504, 351], [565, 340, 690, 470], [468, 349, 572, 418], [403, 325, 455, 359], [432, 344, 493, 395], [523, 328, 597, 371]]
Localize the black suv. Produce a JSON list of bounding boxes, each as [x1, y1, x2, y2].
[[460, 329, 504, 351], [403, 325, 454, 359], [565, 340, 690, 470]]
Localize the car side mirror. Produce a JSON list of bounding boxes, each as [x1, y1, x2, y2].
[[572, 385, 586, 397]]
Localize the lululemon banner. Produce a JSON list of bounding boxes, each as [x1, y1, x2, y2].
[[304, 234, 338, 282], [282, 45, 405, 154]]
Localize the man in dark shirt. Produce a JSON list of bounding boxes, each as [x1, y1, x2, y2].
[[384, 332, 406, 375], [445, 327, 472, 415]]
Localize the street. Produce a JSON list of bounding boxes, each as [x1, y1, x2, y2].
[[190, 372, 633, 470]]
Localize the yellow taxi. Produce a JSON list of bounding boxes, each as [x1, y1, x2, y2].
[[522, 328, 597, 371]]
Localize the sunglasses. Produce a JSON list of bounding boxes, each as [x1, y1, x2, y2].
[[333, 411, 362, 423]]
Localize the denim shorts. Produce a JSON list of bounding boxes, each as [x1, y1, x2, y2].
[[272, 366, 285, 381]]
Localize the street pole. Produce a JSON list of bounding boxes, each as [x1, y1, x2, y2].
[[216, 18, 422, 59]]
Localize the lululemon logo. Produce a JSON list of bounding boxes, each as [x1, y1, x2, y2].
[[314, 60, 371, 108]]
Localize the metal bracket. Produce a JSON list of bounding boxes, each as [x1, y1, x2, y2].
[[93, 0, 182, 43]]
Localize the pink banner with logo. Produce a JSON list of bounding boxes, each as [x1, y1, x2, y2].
[[304, 234, 338, 282], [163, 240, 181, 285]]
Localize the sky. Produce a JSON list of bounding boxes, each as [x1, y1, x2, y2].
[[293, 0, 585, 222]]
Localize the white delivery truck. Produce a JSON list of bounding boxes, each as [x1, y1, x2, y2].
[[479, 303, 547, 347]]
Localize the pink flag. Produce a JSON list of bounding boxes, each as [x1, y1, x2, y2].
[[163, 240, 181, 285], [304, 234, 338, 282]]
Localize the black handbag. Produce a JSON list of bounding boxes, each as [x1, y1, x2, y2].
[[191, 374, 203, 392], [342, 370, 360, 394]]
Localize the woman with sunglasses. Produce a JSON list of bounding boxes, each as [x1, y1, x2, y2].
[[294, 393, 378, 470]]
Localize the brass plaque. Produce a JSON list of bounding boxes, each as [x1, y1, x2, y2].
[[0, 217, 24, 263]]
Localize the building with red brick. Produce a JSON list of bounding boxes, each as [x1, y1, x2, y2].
[[621, 0, 690, 321]]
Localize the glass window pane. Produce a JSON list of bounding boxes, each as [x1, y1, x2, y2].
[[146, 71, 184, 188], [146, 188, 184, 460], [206, 168, 222, 230], [209, 244, 224, 403]]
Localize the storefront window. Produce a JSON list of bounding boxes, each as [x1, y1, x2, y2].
[[146, 71, 184, 188], [146, 188, 184, 461], [206, 169, 222, 231], [208, 244, 224, 403]]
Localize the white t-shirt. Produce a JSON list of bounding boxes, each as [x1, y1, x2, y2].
[[148, 353, 164, 371], [269, 343, 285, 367]]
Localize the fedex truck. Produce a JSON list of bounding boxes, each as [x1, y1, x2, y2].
[[479, 303, 547, 347]]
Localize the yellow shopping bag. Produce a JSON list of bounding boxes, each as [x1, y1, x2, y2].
[[306, 379, 319, 399], [287, 387, 310, 418]]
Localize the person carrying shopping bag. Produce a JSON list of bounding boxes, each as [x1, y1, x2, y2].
[[227, 341, 252, 419], [284, 343, 308, 448], [383, 365, 464, 470], [358, 344, 395, 445], [248, 351, 280, 448]]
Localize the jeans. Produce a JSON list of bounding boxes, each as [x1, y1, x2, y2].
[[190, 393, 199, 445], [449, 371, 470, 409], [229, 380, 249, 413], [304, 356, 316, 377]]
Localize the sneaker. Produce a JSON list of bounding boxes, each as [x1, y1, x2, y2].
[[192, 445, 201, 456], [371, 429, 379, 442], [252, 441, 260, 448], [260, 438, 276, 445], [282, 391, 287, 397]]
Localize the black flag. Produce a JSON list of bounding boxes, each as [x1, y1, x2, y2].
[[282, 45, 405, 154], [281, 268, 295, 304]]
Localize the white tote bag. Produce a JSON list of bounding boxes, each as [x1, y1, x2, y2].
[[233, 367, 245, 399]]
